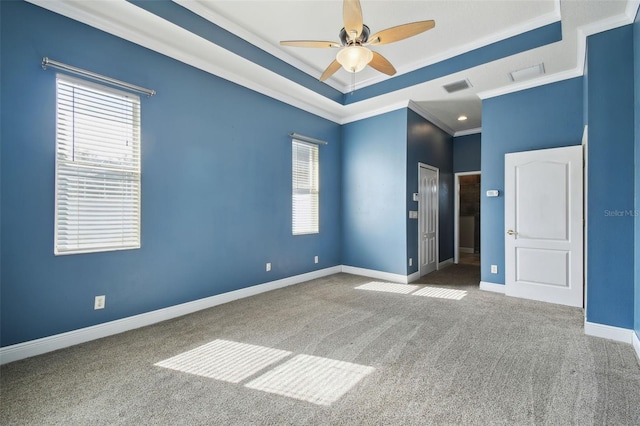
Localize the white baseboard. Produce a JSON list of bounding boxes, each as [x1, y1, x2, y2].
[[407, 271, 421, 283], [341, 265, 411, 284], [0, 266, 342, 365], [480, 281, 505, 294], [459, 247, 474, 254], [438, 258, 454, 269], [584, 321, 635, 344], [634, 331, 640, 362]]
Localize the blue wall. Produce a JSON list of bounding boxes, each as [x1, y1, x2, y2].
[[481, 78, 584, 285], [586, 26, 635, 329], [0, 1, 342, 346], [3, 1, 638, 350], [406, 110, 454, 274], [634, 11, 640, 338], [453, 133, 481, 173], [341, 110, 407, 275]]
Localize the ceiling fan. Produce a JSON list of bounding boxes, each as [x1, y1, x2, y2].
[[280, 0, 435, 82]]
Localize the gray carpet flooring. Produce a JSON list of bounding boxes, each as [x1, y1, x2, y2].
[[2, 267, 640, 425]]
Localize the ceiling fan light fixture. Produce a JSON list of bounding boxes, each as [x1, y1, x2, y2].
[[336, 45, 373, 73], [280, 1, 434, 81]]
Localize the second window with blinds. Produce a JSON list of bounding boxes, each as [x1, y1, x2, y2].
[[292, 140, 319, 235]]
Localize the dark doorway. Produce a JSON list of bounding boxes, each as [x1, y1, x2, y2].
[[457, 174, 480, 266]]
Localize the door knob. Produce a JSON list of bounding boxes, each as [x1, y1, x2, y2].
[[507, 229, 517, 236]]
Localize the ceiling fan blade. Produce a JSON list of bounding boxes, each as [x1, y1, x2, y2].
[[369, 20, 435, 45], [280, 40, 341, 49], [320, 60, 342, 81], [368, 51, 396, 76], [343, 0, 364, 40]]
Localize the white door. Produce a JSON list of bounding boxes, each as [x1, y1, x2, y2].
[[419, 164, 439, 277], [505, 145, 583, 307]]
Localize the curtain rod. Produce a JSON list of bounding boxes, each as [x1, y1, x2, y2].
[[289, 132, 328, 145], [42, 57, 156, 97]]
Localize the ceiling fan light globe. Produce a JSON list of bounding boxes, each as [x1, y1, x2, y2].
[[336, 45, 373, 73]]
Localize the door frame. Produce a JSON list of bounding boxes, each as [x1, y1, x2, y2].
[[418, 163, 439, 276], [454, 171, 481, 264], [581, 125, 588, 318]]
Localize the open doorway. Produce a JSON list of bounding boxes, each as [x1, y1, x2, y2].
[[454, 172, 480, 266]]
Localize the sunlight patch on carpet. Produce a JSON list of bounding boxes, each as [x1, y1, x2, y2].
[[355, 281, 420, 294], [411, 286, 467, 300], [154, 339, 291, 383], [245, 354, 374, 406]]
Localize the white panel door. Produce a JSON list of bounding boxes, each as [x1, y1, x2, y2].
[[505, 145, 583, 307], [419, 164, 439, 277]]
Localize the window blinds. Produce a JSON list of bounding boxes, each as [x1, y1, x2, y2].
[[54, 75, 141, 254], [292, 140, 319, 235]]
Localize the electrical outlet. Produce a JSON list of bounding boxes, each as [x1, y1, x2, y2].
[[409, 258, 413, 266], [94, 295, 105, 310], [314, 256, 319, 264], [491, 265, 498, 274], [266, 262, 271, 272]]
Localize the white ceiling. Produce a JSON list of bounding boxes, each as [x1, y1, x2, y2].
[[189, 0, 558, 88], [28, 0, 639, 135]]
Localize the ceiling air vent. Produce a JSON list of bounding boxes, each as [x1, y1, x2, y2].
[[509, 63, 545, 82], [443, 79, 472, 93]]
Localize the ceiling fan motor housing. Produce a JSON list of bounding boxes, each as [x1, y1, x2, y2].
[[339, 24, 370, 45]]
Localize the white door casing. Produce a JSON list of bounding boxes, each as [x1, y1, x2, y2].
[[505, 145, 583, 307], [419, 164, 439, 277]]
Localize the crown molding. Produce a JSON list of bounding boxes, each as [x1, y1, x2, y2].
[[454, 128, 482, 137], [338, 98, 460, 136], [407, 101, 455, 136], [479, 1, 637, 101], [576, 0, 639, 73], [340, 100, 409, 125], [24, 0, 639, 131], [477, 68, 581, 100], [577, 1, 639, 38], [349, 2, 562, 90], [172, 0, 345, 94], [26, 0, 344, 124], [626, 0, 640, 20], [339, 100, 460, 137], [175, 0, 562, 94]]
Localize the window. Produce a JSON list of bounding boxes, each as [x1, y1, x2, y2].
[[54, 74, 141, 255], [292, 140, 319, 235]]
